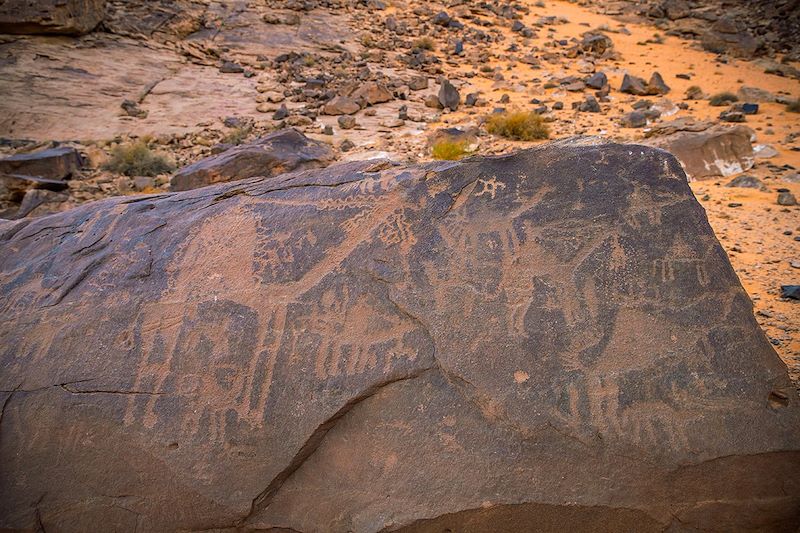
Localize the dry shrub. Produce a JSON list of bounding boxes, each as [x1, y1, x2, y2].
[[708, 91, 738, 106], [486, 110, 550, 141], [431, 139, 469, 160], [103, 140, 174, 177]]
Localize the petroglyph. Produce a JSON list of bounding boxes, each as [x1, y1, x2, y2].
[[2, 142, 799, 532], [378, 209, 417, 247], [474, 176, 506, 199]]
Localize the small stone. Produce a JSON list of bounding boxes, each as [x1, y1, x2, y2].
[[408, 76, 428, 91], [219, 61, 244, 74], [272, 104, 289, 121], [780, 285, 800, 300], [121, 99, 147, 118], [619, 110, 647, 128], [351, 81, 393, 106], [753, 144, 778, 159], [740, 103, 759, 115], [438, 79, 461, 111], [726, 175, 764, 189], [719, 110, 745, 122], [777, 191, 797, 206], [379, 118, 404, 128], [585, 71, 607, 90], [620, 73, 648, 95], [337, 115, 356, 129], [323, 96, 360, 115], [287, 115, 313, 127], [647, 72, 670, 95], [340, 139, 355, 152], [578, 95, 601, 113], [432, 11, 450, 26], [223, 116, 245, 128], [264, 92, 285, 103], [425, 94, 444, 109], [580, 33, 614, 55]]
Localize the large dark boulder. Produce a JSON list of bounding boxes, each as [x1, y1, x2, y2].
[[1, 139, 799, 532], [0, 0, 105, 35], [701, 17, 762, 58], [170, 128, 335, 191], [0, 146, 83, 180]]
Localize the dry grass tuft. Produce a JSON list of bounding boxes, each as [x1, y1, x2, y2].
[[708, 91, 738, 106], [412, 37, 435, 51], [431, 139, 470, 160], [486, 110, 550, 141], [103, 140, 174, 177]]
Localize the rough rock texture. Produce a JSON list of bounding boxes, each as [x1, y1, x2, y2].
[[0, 146, 83, 180], [646, 125, 755, 181], [0, 173, 69, 218], [1, 140, 799, 532], [0, 0, 105, 35], [170, 128, 335, 191], [701, 16, 762, 58]]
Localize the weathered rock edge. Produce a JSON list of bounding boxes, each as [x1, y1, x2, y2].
[[1, 138, 798, 532]]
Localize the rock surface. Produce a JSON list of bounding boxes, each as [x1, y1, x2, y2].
[[647, 125, 755, 180], [1, 140, 799, 532], [0, 0, 106, 35], [0, 146, 83, 180], [170, 128, 335, 191]]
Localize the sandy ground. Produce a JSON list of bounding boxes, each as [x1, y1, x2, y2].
[[430, 0, 800, 383]]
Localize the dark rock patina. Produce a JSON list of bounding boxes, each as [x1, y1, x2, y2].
[[0, 0, 105, 35], [0, 146, 83, 180], [1, 139, 798, 532], [170, 128, 335, 191]]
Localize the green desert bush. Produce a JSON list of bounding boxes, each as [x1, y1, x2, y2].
[[708, 91, 738, 106], [103, 140, 174, 177], [486, 110, 550, 141], [431, 139, 469, 160], [786, 99, 800, 113]]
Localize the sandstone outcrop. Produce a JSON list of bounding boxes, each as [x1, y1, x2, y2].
[[1, 140, 798, 532]]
